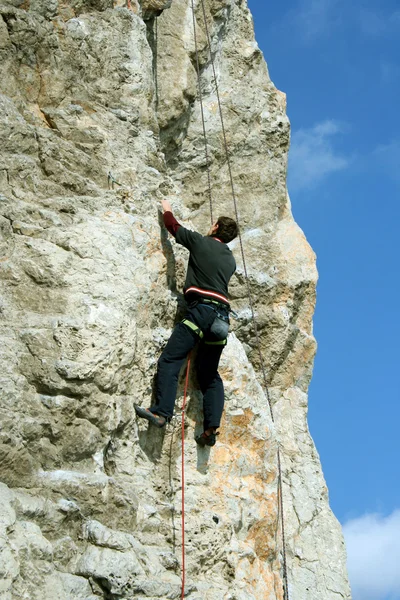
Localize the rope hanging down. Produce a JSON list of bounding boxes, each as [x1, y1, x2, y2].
[[190, 0, 213, 224], [190, 1, 290, 598], [180, 353, 191, 599]]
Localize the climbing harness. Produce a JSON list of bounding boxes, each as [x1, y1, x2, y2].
[[182, 301, 230, 342], [188, 0, 291, 598], [181, 318, 204, 338]]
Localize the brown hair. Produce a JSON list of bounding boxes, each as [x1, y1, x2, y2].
[[215, 216, 238, 244]]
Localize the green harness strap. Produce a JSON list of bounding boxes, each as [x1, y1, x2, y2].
[[181, 319, 204, 338], [181, 319, 227, 345]]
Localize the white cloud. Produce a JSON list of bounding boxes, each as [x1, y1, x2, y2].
[[273, 0, 342, 44], [288, 120, 349, 192], [272, 2, 400, 45], [343, 510, 400, 600], [294, 0, 339, 41]]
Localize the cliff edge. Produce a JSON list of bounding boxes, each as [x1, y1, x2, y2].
[[0, 1, 351, 598]]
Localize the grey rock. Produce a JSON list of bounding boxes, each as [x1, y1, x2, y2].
[[140, 0, 172, 20]]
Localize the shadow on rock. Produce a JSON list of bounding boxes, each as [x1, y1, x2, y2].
[[196, 443, 211, 475], [138, 423, 166, 462]]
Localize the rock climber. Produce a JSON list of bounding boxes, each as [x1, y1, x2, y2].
[[134, 198, 238, 447]]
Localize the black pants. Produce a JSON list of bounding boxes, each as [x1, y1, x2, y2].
[[149, 303, 228, 431]]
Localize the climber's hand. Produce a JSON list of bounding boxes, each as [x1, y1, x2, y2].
[[161, 198, 172, 213]]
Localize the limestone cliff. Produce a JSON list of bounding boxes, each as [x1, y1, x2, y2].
[[0, 0, 351, 598]]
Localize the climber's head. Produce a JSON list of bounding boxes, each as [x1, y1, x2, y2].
[[208, 216, 238, 243]]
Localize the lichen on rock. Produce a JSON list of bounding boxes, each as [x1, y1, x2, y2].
[[0, 0, 351, 598]]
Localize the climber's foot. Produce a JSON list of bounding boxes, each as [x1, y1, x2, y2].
[[134, 405, 166, 428], [195, 430, 219, 447]]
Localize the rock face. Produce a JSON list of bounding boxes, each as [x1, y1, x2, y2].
[[0, 1, 351, 599]]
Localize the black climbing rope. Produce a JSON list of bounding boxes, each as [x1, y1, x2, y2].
[[191, 1, 291, 597], [154, 15, 159, 111], [190, 0, 214, 225]]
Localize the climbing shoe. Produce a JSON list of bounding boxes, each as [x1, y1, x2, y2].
[[195, 431, 218, 447], [134, 405, 166, 428]]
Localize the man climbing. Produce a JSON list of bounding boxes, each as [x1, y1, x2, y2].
[[134, 199, 238, 447]]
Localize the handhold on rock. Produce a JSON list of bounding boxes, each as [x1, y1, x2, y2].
[[139, 0, 172, 20]]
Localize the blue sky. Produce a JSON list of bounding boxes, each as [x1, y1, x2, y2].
[[247, 1, 400, 598]]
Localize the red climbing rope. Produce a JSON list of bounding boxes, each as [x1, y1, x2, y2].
[[181, 353, 191, 599]]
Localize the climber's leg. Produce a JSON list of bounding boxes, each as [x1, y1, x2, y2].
[[196, 341, 225, 432], [149, 322, 198, 420]]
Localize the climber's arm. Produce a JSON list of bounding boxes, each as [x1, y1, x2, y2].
[[161, 199, 201, 250], [163, 211, 181, 237], [161, 199, 180, 237]]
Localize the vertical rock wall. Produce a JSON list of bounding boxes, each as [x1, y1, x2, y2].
[[0, 0, 351, 598]]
